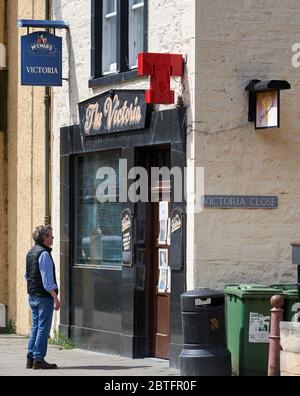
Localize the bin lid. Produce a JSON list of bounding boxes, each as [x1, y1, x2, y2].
[[181, 288, 225, 311], [270, 284, 298, 299], [224, 284, 283, 299], [181, 288, 224, 299]]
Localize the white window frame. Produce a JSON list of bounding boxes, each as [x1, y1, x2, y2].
[[129, 0, 144, 69], [102, 0, 118, 74]]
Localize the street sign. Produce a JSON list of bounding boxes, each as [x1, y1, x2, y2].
[[21, 31, 62, 86]]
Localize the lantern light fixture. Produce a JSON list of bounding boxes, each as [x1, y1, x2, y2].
[[245, 80, 291, 130]]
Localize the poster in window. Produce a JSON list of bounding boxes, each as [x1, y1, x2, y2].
[[121, 208, 133, 266], [158, 267, 168, 293], [158, 249, 171, 294], [158, 220, 168, 245], [256, 91, 279, 129], [159, 248, 168, 269], [167, 218, 171, 246], [159, 201, 169, 221]]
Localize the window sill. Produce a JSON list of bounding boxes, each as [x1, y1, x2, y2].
[[89, 69, 139, 88]]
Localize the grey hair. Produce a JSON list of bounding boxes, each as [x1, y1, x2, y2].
[[32, 225, 52, 245]]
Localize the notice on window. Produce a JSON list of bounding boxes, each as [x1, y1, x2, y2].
[[249, 313, 271, 343], [159, 201, 169, 221], [121, 209, 133, 266], [158, 220, 168, 245]]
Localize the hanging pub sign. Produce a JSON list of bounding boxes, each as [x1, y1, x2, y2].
[[79, 90, 147, 136], [21, 31, 62, 86], [121, 209, 133, 267], [170, 208, 184, 271]]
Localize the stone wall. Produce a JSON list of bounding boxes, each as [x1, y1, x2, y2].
[[7, 0, 47, 334], [50, 0, 299, 296], [0, 0, 6, 307], [194, 0, 299, 289], [280, 322, 300, 376], [51, 0, 196, 292]]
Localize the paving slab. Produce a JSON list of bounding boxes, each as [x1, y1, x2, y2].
[[0, 335, 179, 377]]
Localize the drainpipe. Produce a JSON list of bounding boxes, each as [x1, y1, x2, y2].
[[44, 0, 51, 225]]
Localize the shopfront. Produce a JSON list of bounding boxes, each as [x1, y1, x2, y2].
[[60, 89, 186, 368]]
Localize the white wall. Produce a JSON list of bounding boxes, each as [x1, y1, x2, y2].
[[51, 0, 197, 308]]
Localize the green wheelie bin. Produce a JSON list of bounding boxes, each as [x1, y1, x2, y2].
[[224, 284, 282, 376], [269, 284, 298, 321]]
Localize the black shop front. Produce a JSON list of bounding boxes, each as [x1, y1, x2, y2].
[[59, 90, 186, 368]]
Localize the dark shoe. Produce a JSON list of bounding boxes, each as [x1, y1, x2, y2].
[[33, 360, 58, 370], [26, 357, 34, 369]]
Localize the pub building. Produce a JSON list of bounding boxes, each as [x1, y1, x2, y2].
[[60, 90, 186, 366], [51, 0, 299, 371], [1, 0, 298, 367]]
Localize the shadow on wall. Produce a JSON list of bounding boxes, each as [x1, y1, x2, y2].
[[53, 5, 80, 126], [66, 31, 80, 125]]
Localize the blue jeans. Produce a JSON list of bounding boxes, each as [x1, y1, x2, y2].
[[27, 295, 54, 361]]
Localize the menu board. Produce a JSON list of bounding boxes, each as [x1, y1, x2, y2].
[[121, 209, 133, 267], [170, 208, 184, 270]]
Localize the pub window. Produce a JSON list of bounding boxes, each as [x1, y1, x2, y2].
[[128, 0, 144, 69], [90, 0, 147, 87], [75, 151, 122, 268], [102, 0, 118, 74]]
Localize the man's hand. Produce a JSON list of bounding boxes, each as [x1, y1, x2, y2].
[[54, 298, 61, 311], [50, 290, 61, 311]]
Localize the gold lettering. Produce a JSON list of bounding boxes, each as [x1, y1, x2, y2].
[[104, 96, 119, 129], [104, 97, 113, 129], [84, 103, 103, 135], [112, 95, 120, 126], [100, 94, 143, 131]]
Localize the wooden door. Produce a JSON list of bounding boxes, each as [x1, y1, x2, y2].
[[150, 149, 171, 359]]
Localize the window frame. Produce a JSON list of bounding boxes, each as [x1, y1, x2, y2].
[[90, 0, 148, 88], [73, 151, 123, 270], [128, 0, 145, 69], [102, 0, 118, 75]]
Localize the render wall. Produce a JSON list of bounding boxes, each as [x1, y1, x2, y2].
[[51, 0, 196, 305], [0, 0, 6, 307], [280, 322, 300, 376], [194, 0, 300, 289], [7, 0, 47, 334]]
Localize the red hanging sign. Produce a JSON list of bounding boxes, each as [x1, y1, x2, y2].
[[138, 53, 183, 104]]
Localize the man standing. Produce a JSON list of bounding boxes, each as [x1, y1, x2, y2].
[[25, 225, 61, 370]]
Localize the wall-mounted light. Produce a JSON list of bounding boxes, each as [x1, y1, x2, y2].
[[245, 80, 290, 130]]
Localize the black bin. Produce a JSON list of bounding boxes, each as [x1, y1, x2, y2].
[[180, 288, 231, 376]]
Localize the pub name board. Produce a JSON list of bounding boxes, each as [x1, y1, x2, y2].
[[204, 196, 278, 209], [79, 90, 147, 136], [21, 31, 62, 87]]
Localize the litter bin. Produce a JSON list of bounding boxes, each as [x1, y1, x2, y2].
[[179, 288, 231, 376], [224, 284, 282, 376], [269, 284, 298, 321]]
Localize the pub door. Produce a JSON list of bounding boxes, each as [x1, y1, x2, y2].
[[136, 146, 172, 360]]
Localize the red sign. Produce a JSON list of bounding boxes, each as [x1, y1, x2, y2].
[[138, 53, 183, 104]]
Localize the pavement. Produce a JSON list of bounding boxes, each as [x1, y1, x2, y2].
[[0, 335, 179, 376]]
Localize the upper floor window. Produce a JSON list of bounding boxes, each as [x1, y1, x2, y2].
[[128, 0, 144, 69], [102, 0, 118, 74], [90, 0, 147, 87]]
